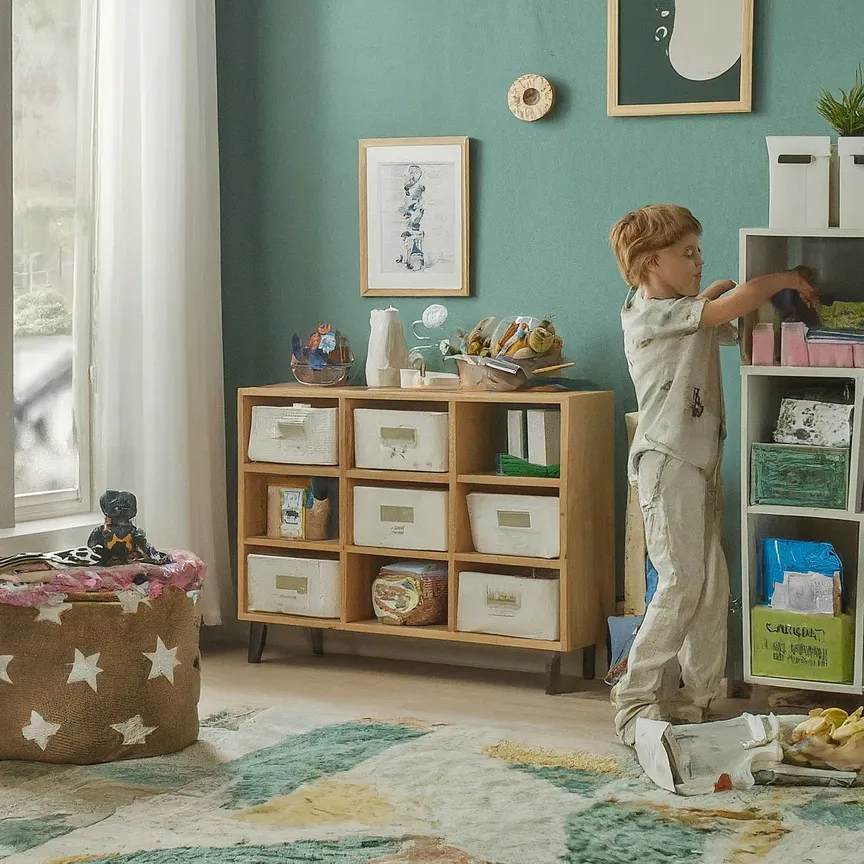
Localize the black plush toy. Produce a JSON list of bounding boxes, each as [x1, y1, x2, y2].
[[87, 490, 171, 566]]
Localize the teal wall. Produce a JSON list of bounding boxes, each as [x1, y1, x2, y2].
[[217, 0, 864, 666]]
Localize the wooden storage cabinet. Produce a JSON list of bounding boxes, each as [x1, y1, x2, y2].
[[237, 385, 615, 691]]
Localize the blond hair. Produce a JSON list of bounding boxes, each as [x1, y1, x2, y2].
[[610, 204, 702, 286]]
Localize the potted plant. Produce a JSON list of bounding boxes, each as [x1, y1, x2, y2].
[[817, 65, 864, 228]]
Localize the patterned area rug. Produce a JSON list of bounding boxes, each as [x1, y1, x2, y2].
[[2, 705, 864, 863]]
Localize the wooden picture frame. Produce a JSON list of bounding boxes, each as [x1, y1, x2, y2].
[[360, 136, 469, 297], [607, 0, 753, 117]]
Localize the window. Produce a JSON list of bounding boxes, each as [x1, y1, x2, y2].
[[7, 0, 97, 523]]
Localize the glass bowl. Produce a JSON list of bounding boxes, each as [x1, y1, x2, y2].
[[292, 362, 352, 386]]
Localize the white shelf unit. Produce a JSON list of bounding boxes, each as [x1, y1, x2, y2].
[[739, 227, 864, 695]]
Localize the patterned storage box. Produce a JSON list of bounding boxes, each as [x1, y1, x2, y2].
[[750, 443, 849, 509], [371, 561, 448, 626], [0, 552, 205, 764]]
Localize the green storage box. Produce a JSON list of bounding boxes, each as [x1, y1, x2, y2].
[[751, 443, 848, 509], [751, 605, 854, 683]]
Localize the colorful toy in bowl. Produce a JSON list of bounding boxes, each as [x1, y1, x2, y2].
[[291, 324, 353, 386]]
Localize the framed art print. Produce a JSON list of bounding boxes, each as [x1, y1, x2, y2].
[[607, 0, 753, 117], [360, 136, 469, 297]]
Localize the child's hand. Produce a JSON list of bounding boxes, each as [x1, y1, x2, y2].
[[791, 265, 819, 308]]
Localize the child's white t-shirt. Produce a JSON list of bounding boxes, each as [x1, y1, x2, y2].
[[621, 288, 735, 484]]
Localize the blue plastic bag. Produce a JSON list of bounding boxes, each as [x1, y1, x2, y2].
[[760, 538, 842, 602], [645, 557, 658, 607]]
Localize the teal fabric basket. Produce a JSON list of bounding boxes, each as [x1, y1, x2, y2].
[[751, 443, 849, 509]]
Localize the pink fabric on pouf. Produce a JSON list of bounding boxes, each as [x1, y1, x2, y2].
[[0, 551, 206, 608]]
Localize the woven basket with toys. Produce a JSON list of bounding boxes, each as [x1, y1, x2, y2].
[[452, 316, 567, 391]]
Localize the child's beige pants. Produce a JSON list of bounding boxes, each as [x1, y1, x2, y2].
[[613, 451, 729, 745]]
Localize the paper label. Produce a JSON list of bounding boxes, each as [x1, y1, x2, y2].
[[275, 575, 308, 595], [497, 510, 531, 530]]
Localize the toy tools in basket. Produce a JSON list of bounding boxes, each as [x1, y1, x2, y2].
[[451, 315, 571, 391]]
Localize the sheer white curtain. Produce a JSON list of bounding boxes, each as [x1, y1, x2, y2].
[[94, 0, 229, 625]]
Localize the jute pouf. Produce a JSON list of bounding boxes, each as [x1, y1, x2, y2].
[[0, 556, 204, 765]]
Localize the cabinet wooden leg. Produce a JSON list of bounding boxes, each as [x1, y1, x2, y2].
[[310, 628, 324, 656], [248, 623, 268, 664], [545, 652, 562, 695], [582, 644, 596, 681]]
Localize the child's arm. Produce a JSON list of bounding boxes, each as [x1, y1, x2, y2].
[[700, 279, 737, 301], [700, 267, 817, 328]]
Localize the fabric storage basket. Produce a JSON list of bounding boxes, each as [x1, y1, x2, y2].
[[750, 443, 849, 509], [246, 554, 340, 618], [0, 551, 206, 765], [766, 136, 831, 231], [457, 571, 559, 640], [751, 606, 853, 684], [354, 408, 449, 472], [248, 404, 338, 465], [371, 561, 448, 625], [467, 493, 560, 559], [353, 486, 448, 551]]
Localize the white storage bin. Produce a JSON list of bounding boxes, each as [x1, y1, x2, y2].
[[766, 136, 831, 231], [839, 137, 864, 229], [457, 571, 559, 640], [467, 493, 559, 559], [246, 554, 340, 618], [354, 408, 448, 472], [353, 486, 448, 551], [248, 405, 338, 465]]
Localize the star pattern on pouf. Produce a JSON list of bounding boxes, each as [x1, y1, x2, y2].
[[0, 655, 12, 684], [34, 596, 74, 624], [116, 588, 152, 615], [22, 711, 61, 751], [111, 715, 157, 745], [143, 636, 180, 684], [66, 649, 103, 692]]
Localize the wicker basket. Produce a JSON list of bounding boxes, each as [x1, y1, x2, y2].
[[455, 351, 562, 392], [372, 562, 448, 626]]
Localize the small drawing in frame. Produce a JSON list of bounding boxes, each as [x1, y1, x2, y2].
[[360, 136, 469, 297]]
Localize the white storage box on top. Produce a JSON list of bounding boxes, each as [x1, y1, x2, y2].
[[354, 408, 448, 472], [246, 554, 341, 618], [467, 492, 560, 559], [457, 571, 560, 641], [248, 404, 338, 465], [353, 486, 448, 551], [766, 136, 831, 231], [839, 137, 864, 229]]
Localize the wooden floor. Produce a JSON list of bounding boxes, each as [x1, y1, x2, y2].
[[199, 647, 771, 757]]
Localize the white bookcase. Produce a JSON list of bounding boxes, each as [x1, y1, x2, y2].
[[740, 227, 864, 695]]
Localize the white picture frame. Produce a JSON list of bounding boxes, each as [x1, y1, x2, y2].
[[360, 136, 469, 297]]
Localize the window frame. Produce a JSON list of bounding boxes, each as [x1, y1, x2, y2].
[[8, 0, 98, 524]]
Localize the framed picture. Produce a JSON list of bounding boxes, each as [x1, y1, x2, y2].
[[360, 136, 469, 297], [607, 0, 753, 117]]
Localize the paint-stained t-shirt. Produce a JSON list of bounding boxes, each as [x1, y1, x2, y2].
[[621, 288, 736, 483]]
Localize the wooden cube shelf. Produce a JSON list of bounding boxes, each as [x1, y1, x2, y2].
[[237, 385, 615, 691]]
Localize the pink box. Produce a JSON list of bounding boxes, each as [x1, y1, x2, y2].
[[854, 344, 864, 368], [751, 325, 776, 365], [807, 341, 854, 368], [781, 322, 810, 366]]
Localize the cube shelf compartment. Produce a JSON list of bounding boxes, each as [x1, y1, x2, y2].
[[237, 385, 615, 688]]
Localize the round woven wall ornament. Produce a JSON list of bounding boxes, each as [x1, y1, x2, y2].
[[508, 74, 554, 121]]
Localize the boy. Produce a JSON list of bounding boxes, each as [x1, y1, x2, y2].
[[609, 204, 817, 746]]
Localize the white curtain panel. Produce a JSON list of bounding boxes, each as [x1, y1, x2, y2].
[[94, 0, 229, 625]]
